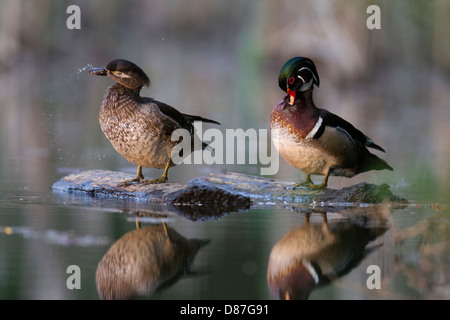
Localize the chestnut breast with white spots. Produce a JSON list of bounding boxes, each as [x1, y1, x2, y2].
[[270, 97, 358, 177]]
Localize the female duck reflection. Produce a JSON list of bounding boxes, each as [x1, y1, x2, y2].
[[96, 222, 209, 300], [267, 208, 389, 300]]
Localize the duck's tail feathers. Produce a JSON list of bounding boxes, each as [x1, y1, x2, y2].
[[358, 149, 393, 173]]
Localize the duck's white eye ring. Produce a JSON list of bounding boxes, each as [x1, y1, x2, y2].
[[112, 71, 131, 78]]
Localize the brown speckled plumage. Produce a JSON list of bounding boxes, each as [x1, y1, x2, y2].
[[99, 83, 181, 169], [95, 224, 209, 299], [90, 59, 219, 185]]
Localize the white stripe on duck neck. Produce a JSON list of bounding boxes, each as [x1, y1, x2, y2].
[[305, 116, 323, 140]]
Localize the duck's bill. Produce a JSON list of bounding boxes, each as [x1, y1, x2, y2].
[[89, 67, 107, 76]]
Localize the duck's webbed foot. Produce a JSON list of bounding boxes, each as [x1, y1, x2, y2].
[[293, 172, 329, 190], [293, 174, 314, 189], [141, 176, 168, 184], [141, 161, 170, 185], [117, 165, 145, 187]]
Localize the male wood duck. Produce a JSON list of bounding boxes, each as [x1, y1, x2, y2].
[[270, 57, 393, 189], [90, 59, 219, 186]]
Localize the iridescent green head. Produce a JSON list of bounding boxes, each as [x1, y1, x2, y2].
[[278, 57, 320, 93]]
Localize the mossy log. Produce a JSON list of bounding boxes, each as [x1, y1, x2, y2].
[[52, 170, 406, 208]]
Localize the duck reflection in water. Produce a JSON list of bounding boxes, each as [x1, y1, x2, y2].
[[96, 222, 209, 300], [267, 207, 389, 300]]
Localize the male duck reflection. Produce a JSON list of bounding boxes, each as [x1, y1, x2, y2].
[[90, 59, 220, 186], [271, 57, 393, 189], [267, 216, 387, 300]]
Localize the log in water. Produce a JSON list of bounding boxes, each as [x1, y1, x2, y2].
[[52, 170, 407, 207]]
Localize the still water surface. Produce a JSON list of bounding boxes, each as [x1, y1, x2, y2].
[[1, 159, 448, 299]]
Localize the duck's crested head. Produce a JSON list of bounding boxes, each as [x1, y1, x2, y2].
[[90, 59, 150, 90], [278, 57, 320, 94]]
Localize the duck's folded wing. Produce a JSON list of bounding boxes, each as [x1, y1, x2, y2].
[[141, 97, 220, 131], [141, 98, 193, 132], [319, 109, 386, 152]]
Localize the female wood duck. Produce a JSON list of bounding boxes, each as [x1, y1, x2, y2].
[[270, 57, 393, 189], [90, 59, 219, 186]]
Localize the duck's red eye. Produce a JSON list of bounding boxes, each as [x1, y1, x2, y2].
[[288, 76, 295, 85]]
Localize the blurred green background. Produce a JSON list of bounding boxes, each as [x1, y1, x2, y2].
[[1, 0, 449, 198]]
